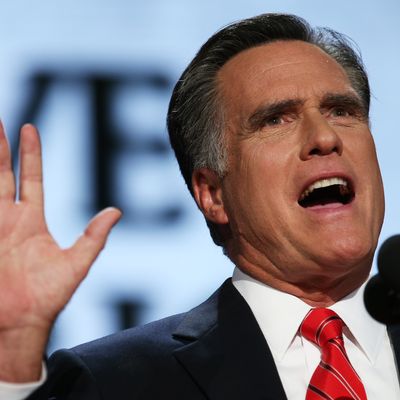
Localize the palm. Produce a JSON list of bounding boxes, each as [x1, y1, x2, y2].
[[0, 124, 121, 337], [0, 203, 71, 330]]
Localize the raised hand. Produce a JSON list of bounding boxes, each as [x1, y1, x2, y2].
[[0, 123, 121, 382]]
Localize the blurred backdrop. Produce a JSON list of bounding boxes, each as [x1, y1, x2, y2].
[[0, 0, 399, 353]]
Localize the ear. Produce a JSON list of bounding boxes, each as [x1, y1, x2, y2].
[[192, 168, 229, 224]]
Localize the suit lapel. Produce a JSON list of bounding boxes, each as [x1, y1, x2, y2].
[[173, 280, 287, 400]]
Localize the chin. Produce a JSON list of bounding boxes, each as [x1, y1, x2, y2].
[[323, 235, 376, 271]]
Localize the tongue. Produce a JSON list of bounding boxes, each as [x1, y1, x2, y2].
[[305, 202, 344, 210]]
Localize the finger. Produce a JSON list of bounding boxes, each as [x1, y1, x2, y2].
[[19, 124, 44, 206], [67, 208, 122, 279], [0, 120, 16, 200]]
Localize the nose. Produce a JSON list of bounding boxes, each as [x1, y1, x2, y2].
[[299, 111, 343, 160]]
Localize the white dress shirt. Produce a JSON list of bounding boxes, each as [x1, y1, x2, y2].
[[232, 267, 400, 399]]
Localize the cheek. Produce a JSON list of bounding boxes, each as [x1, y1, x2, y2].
[[229, 148, 292, 223], [224, 134, 300, 229], [348, 134, 385, 227], [344, 131, 381, 179], [357, 137, 384, 189]]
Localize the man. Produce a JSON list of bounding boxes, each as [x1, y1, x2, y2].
[[0, 13, 398, 399]]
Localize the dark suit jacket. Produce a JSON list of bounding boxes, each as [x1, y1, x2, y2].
[[28, 279, 400, 399]]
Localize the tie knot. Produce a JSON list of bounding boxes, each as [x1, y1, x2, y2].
[[300, 308, 344, 348]]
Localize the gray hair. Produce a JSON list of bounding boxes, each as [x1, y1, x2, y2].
[[167, 13, 370, 247]]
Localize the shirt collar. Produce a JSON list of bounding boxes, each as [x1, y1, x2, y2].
[[330, 279, 386, 363], [232, 267, 310, 361], [232, 268, 386, 363]]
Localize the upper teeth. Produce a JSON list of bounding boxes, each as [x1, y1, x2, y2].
[[300, 177, 348, 200]]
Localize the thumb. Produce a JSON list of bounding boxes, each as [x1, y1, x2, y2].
[[67, 207, 122, 280]]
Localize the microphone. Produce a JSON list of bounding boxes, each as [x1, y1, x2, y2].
[[364, 235, 400, 324]]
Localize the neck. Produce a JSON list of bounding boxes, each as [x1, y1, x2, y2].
[[239, 262, 368, 306], [227, 239, 371, 307]]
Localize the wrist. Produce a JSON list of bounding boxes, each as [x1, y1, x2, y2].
[[0, 326, 50, 383]]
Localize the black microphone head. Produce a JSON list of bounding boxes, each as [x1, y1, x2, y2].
[[378, 234, 400, 292], [364, 274, 400, 324]]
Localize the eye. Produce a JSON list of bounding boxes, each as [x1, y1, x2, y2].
[[331, 107, 351, 118], [265, 115, 283, 126], [264, 113, 296, 127]]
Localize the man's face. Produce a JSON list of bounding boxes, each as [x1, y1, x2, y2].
[[216, 41, 384, 290]]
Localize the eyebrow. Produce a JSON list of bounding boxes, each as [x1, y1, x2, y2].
[[244, 92, 368, 133], [319, 93, 368, 117], [246, 98, 304, 133]]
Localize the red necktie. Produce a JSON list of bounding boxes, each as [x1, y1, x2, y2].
[[300, 308, 367, 400]]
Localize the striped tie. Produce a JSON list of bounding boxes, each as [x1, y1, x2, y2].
[[300, 308, 367, 400]]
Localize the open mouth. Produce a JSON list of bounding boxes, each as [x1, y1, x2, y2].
[[298, 177, 355, 208]]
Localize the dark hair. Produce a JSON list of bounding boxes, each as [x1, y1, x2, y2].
[[167, 13, 370, 247]]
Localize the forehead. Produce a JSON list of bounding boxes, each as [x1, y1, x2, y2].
[[217, 40, 355, 114]]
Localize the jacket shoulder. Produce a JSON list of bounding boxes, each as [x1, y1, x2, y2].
[[28, 284, 225, 400]]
